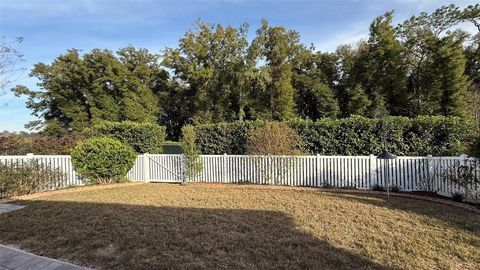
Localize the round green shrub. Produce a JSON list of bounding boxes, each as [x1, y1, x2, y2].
[[71, 137, 137, 183]]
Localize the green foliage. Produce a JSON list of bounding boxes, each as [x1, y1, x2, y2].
[[0, 160, 64, 198], [85, 121, 165, 154], [194, 121, 265, 155], [12, 47, 168, 133], [192, 116, 472, 156], [372, 184, 386, 192], [71, 137, 137, 183], [390, 185, 401, 193], [10, 5, 479, 140], [162, 142, 183, 154], [249, 19, 300, 120], [180, 126, 202, 181]]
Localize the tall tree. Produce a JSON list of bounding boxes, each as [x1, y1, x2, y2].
[[12, 47, 168, 134], [397, 4, 469, 117], [365, 11, 408, 115], [334, 43, 372, 117], [249, 19, 300, 120], [163, 21, 250, 124], [292, 48, 339, 119]]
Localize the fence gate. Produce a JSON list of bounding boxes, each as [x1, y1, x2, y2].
[[127, 154, 184, 182]]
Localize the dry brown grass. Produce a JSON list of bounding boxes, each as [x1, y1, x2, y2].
[[0, 183, 479, 270]]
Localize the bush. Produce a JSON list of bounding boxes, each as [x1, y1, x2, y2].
[[85, 121, 166, 154], [372, 184, 386, 191], [0, 134, 83, 155], [390, 185, 401, 193], [451, 192, 465, 202], [0, 161, 64, 198], [192, 116, 472, 155], [180, 126, 202, 181], [246, 122, 303, 155], [442, 159, 480, 203], [71, 137, 137, 183]]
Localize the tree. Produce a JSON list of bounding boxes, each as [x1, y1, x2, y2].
[[163, 21, 250, 124], [249, 19, 301, 120], [292, 48, 339, 119], [0, 37, 25, 97], [334, 43, 373, 117], [345, 84, 371, 116], [465, 33, 480, 132], [12, 47, 168, 134], [365, 11, 408, 115], [397, 4, 469, 117]]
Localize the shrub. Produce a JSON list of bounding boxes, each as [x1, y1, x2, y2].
[[180, 126, 202, 181], [0, 134, 83, 155], [442, 159, 480, 203], [451, 192, 465, 202], [0, 161, 64, 198], [372, 184, 386, 191], [85, 121, 166, 154], [71, 137, 137, 183], [390, 185, 401, 193], [246, 122, 303, 155], [192, 116, 472, 155]]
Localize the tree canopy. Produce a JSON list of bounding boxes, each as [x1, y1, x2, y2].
[[12, 4, 480, 140]]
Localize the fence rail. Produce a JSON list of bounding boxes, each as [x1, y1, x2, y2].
[[1, 154, 479, 198]]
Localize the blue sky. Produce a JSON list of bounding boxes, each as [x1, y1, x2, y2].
[[0, 0, 477, 132]]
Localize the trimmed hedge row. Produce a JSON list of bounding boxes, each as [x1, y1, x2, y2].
[[192, 116, 473, 156], [84, 121, 166, 154], [0, 134, 84, 155]]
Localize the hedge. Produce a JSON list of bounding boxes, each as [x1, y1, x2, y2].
[[84, 121, 166, 154], [0, 134, 84, 155], [191, 116, 473, 156]]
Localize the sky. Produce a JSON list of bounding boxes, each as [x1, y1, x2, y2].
[[0, 0, 477, 132]]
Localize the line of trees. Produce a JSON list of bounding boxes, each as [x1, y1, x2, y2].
[[12, 4, 480, 140]]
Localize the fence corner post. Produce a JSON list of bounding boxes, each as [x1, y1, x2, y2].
[[26, 153, 34, 159], [143, 153, 150, 183], [369, 154, 376, 187]]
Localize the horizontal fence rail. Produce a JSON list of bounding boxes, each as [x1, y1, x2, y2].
[[1, 154, 479, 199]]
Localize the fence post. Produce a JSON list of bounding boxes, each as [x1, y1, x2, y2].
[[143, 153, 150, 182], [316, 154, 320, 187], [26, 153, 34, 160], [223, 153, 228, 183], [427, 154, 433, 191], [369, 154, 376, 188], [180, 154, 186, 183]]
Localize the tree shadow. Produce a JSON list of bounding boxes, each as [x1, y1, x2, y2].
[[319, 191, 480, 234], [0, 200, 397, 270]]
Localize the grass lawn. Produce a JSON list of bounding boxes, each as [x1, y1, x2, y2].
[[0, 183, 479, 270]]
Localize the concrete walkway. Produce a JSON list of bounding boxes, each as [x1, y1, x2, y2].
[[0, 245, 90, 270]]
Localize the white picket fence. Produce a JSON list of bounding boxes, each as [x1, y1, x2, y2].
[[1, 153, 479, 198]]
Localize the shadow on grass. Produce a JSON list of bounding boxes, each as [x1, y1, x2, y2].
[[321, 191, 480, 234], [0, 200, 396, 270]]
